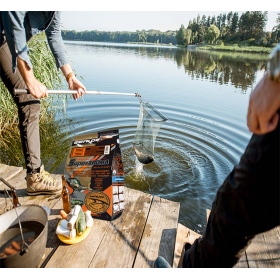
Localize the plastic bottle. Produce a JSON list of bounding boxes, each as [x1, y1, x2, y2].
[[61, 175, 71, 214]]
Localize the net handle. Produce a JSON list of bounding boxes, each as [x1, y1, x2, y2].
[[14, 89, 141, 97]]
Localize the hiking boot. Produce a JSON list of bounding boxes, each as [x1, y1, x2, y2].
[[26, 166, 62, 196]]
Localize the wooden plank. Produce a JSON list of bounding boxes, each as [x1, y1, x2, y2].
[[88, 188, 153, 268], [0, 164, 23, 186], [44, 218, 110, 268], [233, 252, 249, 268], [39, 197, 65, 267], [45, 187, 153, 268], [245, 226, 280, 268], [173, 223, 201, 268], [134, 196, 180, 268], [0, 168, 26, 190]]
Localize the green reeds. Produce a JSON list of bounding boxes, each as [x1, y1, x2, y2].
[[0, 33, 75, 172]]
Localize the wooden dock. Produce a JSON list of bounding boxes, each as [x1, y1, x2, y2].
[[0, 163, 280, 268]]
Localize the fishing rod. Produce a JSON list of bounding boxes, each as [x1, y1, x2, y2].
[[14, 89, 141, 97]]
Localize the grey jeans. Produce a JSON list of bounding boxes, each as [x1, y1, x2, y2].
[[183, 114, 280, 267], [0, 39, 41, 173]]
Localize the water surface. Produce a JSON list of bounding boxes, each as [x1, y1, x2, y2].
[[55, 41, 267, 233]]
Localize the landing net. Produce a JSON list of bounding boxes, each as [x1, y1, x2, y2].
[[133, 97, 167, 164]]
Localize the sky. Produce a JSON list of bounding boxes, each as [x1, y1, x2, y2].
[[60, 11, 279, 33], [3, 1, 279, 32]]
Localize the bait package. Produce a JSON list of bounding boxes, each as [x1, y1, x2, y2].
[[65, 129, 124, 221]]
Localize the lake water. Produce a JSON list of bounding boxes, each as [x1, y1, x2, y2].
[[55, 41, 268, 233]]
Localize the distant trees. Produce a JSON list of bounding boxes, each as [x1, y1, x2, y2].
[[271, 13, 280, 43], [176, 25, 188, 45], [204, 24, 220, 45], [61, 11, 280, 48], [238, 11, 267, 42], [178, 11, 275, 47], [61, 29, 177, 45]]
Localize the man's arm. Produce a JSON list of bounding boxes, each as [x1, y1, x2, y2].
[[45, 12, 86, 99], [1, 11, 33, 72], [45, 12, 69, 70]]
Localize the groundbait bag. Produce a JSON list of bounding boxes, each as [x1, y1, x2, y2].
[[65, 129, 124, 221]]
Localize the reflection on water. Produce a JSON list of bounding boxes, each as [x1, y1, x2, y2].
[[68, 40, 268, 92], [1, 42, 267, 234], [174, 49, 268, 91]]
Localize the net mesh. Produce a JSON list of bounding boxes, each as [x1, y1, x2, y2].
[[133, 98, 167, 164]]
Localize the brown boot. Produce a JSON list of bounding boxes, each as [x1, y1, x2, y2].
[[26, 166, 62, 196]]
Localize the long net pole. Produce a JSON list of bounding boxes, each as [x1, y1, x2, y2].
[[14, 89, 141, 97]]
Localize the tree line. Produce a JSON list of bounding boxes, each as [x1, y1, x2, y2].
[[61, 11, 280, 48], [62, 29, 177, 45]]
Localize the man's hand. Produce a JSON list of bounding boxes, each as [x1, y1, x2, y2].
[[67, 75, 86, 100], [25, 78, 48, 99], [247, 73, 280, 134], [17, 57, 48, 99], [61, 65, 86, 100]]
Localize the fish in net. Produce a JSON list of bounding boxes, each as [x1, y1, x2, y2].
[[133, 97, 167, 164]]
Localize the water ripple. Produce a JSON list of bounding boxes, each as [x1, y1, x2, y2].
[[58, 42, 254, 233], [60, 97, 250, 233]]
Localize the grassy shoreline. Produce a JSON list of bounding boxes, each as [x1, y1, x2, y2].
[[65, 40, 273, 54], [188, 44, 273, 54], [130, 42, 273, 54]]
